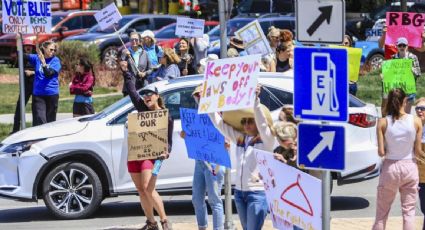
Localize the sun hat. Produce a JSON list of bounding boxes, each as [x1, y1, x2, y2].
[[222, 104, 274, 134], [396, 37, 408, 46], [140, 84, 158, 95], [192, 84, 203, 96], [141, 30, 156, 43], [229, 37, 244, 49]]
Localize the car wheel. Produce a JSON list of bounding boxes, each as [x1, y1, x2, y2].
[[42, 162, 103, 219], [367, 53, 384, 71], [102, 46, 118, 69]]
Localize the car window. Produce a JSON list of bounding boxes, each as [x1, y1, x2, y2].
[[162, 87, 197, 120], [82, 15, 97, 28], [61, 16, 83, 30], [156, 26, 176, 39], [272, 19, 295, 32], [130, 19, 150, 32], [259, 86, 293, 111], [154, 18, 176, 30]]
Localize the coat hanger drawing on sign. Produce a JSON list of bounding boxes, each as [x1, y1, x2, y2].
[[280, 174, 314, 217]]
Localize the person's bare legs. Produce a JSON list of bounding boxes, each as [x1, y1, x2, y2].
[[148, 175, 167, 221], [130, 171, 156, 222]]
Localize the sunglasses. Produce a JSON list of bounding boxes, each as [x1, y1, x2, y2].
[[397, 44, 407, 48], [142, 92, 155, 97], [415, 106, 425, 112], [130, 38, 139, 42], [241, 118, 255, 125], [49, 48, 56, 52]]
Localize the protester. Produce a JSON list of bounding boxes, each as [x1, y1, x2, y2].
[[273, 121, 297, 168], [229, 37, 247, 56], [26, 40, 61, 126], [142, 29, 162, 68], [191, 34, 210, 73], [181, 84, 225, 230], [280, 29, 294, 57], [120, 59, 174, 230], [372, 88, 422, 230], [267, 26, 280, 54], [415, 97, 425, 230], [342, 34, 358, 96], [11, 39, 35, 134], [208, 85, 274, 230], [176, 38, 195, 76], [121, 31, 152, 96], [278, 105, 298, 124], [69, 57, 95, 117], [343, 34, 353, 47], [198, 54, 218, 74], [274, 43, 292, 73], [155, 48, 181, 81], [227, 48, 239, 58]]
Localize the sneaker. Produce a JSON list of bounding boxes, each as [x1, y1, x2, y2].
[[140, 220, 159, 230], [160, 220, 172, 230]]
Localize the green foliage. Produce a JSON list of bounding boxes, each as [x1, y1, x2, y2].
[[0, 64, 18, 75]]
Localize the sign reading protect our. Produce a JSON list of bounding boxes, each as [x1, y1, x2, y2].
[[198, 55, 260, 114], [2, 0, 52, 34], [127, 110, 169, 161]]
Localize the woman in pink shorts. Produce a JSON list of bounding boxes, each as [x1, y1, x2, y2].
[[373, 88, 422, 230]]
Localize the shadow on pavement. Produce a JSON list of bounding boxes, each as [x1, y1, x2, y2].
[[331, 196, 370, 211]]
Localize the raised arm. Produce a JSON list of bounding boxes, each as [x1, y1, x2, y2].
[[208, 112, 242, 144], [254, 86, 276, 151]]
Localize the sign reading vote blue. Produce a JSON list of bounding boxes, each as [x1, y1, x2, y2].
[[294, 47, 348, 122], [297, 123, 345, 171], [180, 108, 231, 168]]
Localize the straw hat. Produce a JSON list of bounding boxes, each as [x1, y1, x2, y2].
[[230, 37, 244, 49], [222, 104, 274, 133]]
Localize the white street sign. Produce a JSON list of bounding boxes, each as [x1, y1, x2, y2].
[[296, 0, 345, 44]]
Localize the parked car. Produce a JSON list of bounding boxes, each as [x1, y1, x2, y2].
[[0, 72, 380, 219], [65, 14, 177, 69], [354, 40, 384, 71], [0, 10, 98, 64]]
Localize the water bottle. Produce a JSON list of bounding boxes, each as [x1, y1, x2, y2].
[[152, 160, 163, 176]]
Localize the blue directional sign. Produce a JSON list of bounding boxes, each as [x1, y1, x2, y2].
[[294, 47, 348, 122], [297, 123, 345, 171]]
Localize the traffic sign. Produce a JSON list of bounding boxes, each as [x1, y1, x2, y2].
[[297, 123, 345, 171], [296, 0, 345, 44], [294, 47, 348, 122]]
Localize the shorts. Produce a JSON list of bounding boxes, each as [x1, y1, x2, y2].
[[73, 102, 94, 115], [127, 160, 155, 173]]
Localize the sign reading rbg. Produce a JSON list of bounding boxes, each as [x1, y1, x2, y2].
[[2, 0, 52, 34]]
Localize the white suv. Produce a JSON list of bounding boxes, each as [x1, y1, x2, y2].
[[0, 72, 381, 219]]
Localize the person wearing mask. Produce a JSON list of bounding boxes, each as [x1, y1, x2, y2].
[[155, 48, 181, 81], [208, 85, 274, 230], [176, 38, 195, 76], [372, 88, 422, 230], [11, 39, 35, 134], [26, 40, 61, 126], [119, 59, 174, 230], [274, 43, 292, 73], [121, 32, 153, 96], [69, 57, 96, 117], [414, 97, 425, 230]]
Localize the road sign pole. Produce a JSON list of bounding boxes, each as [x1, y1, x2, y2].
[[17, 33, 26, 130], [322, 170, 331, 230]]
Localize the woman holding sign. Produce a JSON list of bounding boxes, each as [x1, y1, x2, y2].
[[120, 59, 174, 230], [208, 85, 275, 230]]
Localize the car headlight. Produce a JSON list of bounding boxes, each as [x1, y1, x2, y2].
[[90, 38, 107, 46], [1, 139, 46, 156]]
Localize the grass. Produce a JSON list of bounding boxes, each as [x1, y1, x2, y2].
[[0, 64, 18, 75]]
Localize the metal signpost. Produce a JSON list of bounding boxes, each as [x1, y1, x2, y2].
[[17, 34, 26, 130], [295, 1, 347, 229]]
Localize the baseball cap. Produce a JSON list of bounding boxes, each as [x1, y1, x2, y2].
[[396, 37, 408, 46], [140, 84, 158, 95]]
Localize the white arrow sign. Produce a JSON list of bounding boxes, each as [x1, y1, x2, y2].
[[307, 131, 335, 162]]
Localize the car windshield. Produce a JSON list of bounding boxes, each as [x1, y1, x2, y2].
[[155, 25, 176, 39], [52, 15, 65, 27], [80, 96, 131, 121], [87, 17, 134, 33], [208, 19, 253, 37]]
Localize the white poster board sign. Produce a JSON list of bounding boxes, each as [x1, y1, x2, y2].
[[235, 20, 273, 56], [175, 17, 205, 38], [2, 0, 52, 34], [198, 54, 261, 114], [255, 149, 322, 230], [94, 2, 122, 30]]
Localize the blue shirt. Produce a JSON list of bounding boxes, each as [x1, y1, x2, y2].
[[144, 44, 162, 66], [29, 54, 61, 96], [130, 47, 143, 66]]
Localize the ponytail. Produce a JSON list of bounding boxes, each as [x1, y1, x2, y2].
[[386, 88, 406, 120]]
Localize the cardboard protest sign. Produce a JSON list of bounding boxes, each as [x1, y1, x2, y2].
[[255, 149, 322, 230], [235, 20, 273, 56], [198, 54, 261, 114], [329, 45, 362, 82], [127, 110, 169, 161], [385, 12, 425, 48], [382, 59, 416, 95], [2, 0, 52, 34], [94, 2, 122, 31], [180, 108, 231, 168], [175, 17, 205, 38]]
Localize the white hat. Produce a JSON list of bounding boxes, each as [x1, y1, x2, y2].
[[200, 54, 219, 67], [141, 30, 156, 43], [396, 37, 408, 46]]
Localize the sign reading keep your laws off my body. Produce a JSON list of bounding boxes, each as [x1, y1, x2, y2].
[[127, 110, 169, 161]]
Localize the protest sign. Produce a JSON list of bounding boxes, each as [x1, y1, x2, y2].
[[329, 45, 362, 82], [235, 20, 273, 56], [198, 54, 261, 114], [127, 110, 169, 161], [175, 17, 205, 38], [2, 0, 52, 34], [382, 59, 416, 95], [180, 108, 231, 168], [385, 12, 425, 48], [255, 149, 322, 230], [94, 2, 122, 31]]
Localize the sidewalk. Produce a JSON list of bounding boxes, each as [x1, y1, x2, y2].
[[102, 217, 424, 230], [0, 113, 73, 124]]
